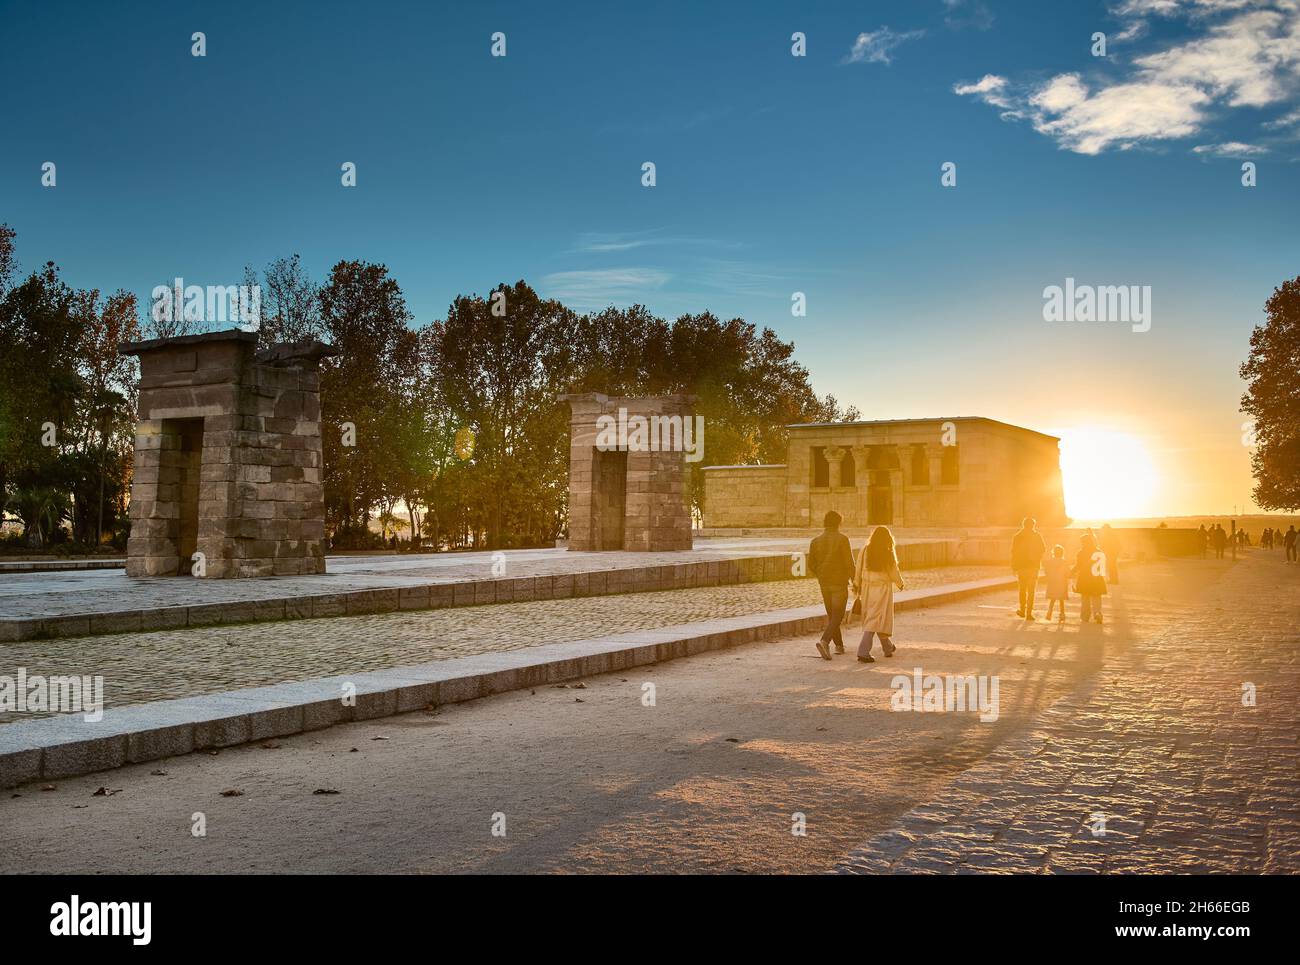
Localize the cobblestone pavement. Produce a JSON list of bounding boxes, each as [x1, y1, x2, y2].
[[0, 537, 949, 619], [840, 550, 1300, 874], [0, 565, 1003, 722]]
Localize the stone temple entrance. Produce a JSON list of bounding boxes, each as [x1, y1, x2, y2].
[[119, 331, 336, 578], [562, 393, 696, 552]]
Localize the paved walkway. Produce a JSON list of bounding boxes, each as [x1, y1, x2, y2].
[[0, 565, 1003, 723], [6, 556, 1288, 873], [840, 551, 1300, 874]]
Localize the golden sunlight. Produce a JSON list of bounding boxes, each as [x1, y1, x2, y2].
[[1057, 427, 1159, 521]]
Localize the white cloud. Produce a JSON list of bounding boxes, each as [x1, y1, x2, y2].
[[539, 268, 670, 308], [1033, 78, 1212, 154], [1135, 8, 1300, 107], [955, 2, 1300, 153], [1263, 104, 1300, 127], [844, 27, 925, 65], [953, 74, 1009, 100], [1192, 140, 1269, 153], [572, 231, 742, 254]]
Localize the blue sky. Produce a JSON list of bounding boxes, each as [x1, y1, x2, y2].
[[2, 0, 1298, 515]]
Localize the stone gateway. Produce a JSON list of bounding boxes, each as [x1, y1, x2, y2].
[[562, 393, 696, 552], [119, 331, 335, 578]]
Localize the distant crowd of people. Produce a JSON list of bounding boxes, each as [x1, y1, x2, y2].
[[806, 514, 1298, 659], [1197, 522, 1296, 561]]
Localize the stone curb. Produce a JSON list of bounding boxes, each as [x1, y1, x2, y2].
[[0, 559, 126, 573], [0, 576, 1015, 788], [0, 552, 799, 644], [0, 540, 961, 644]]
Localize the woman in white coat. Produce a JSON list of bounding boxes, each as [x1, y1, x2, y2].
[[852, 525, 905, 663]]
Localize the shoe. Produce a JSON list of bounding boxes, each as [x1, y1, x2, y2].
[[882, 641, 896, 657], [1058, 616, 1065, 624], [815, 641, 831, 660], [834, 645, 846, 655], [1094, 615, 1103, 625], [1026, 613, 1036, 621], [857, 655, 875, 663], [1016, 608, 1025, 617]]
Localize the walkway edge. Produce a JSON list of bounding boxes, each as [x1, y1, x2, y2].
[[0, 576, 1015, 788]]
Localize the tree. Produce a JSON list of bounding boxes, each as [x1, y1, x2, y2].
[[0, 258, 83, 545], [244, 254, 322, 348], [428, 281, 576, 548], [1241, 275, 1300, 510], [317, 260, 421, 544], [0, 230, 141, 549]]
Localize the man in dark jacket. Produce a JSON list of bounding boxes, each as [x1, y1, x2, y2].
[[808, 510, 854, 660], [1011, 516, 1047, 620]]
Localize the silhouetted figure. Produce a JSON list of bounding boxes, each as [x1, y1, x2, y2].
[[1212, 524, 1228, 559], [1286, 525, 1298, 563], [1043, 543, 1070, 624], [1198, 524, 1209, 558], [1074, 532, 1108, 625], [1011, 516, 1047, 620], [1262, 527, 1273, 550], [809, 510, 853, 660], [1100, 523, 1122, 585], [852, 525, 904, 663]]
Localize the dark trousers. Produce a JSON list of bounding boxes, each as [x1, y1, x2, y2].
[[1288, 544, 1298, 562], [1016, 568, 1039, 613], [819, 585, 848, 648]]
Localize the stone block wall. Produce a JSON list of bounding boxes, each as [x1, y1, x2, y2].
[[120, 331, 333, 578], [701, 465, 788, 527], [702, 417, 1067, 530]]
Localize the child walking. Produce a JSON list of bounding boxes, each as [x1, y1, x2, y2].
[[852, 525, 905, 663], [1074, 532, 1108, 625], [1043, 544, 1069, 623]]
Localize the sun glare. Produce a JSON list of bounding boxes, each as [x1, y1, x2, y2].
[[1057, 428, 1159, 521]]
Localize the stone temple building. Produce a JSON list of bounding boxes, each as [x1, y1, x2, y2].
[[563, 393, 696, 551], [702, 417, 1066, 529], [119, 331, 334, 578]]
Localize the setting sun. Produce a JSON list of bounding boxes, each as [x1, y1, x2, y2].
[[1057, 428, 1159, 521]]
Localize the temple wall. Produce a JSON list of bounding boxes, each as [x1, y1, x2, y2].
[[702, 418, 1066, 529]]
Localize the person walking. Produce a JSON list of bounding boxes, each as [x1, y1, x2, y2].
[[852, 525, 905, 663], [1099, 523, 1122, 585], [1043, 544, 1070, 624], [1213, 523, 1228, 559], [808, 510, 854, 660], [1074, 532, 1108, 625], [1198, 524, 1209, 558], [1011, 516, 1047, 620], [1286, 525, 1298, 563]]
